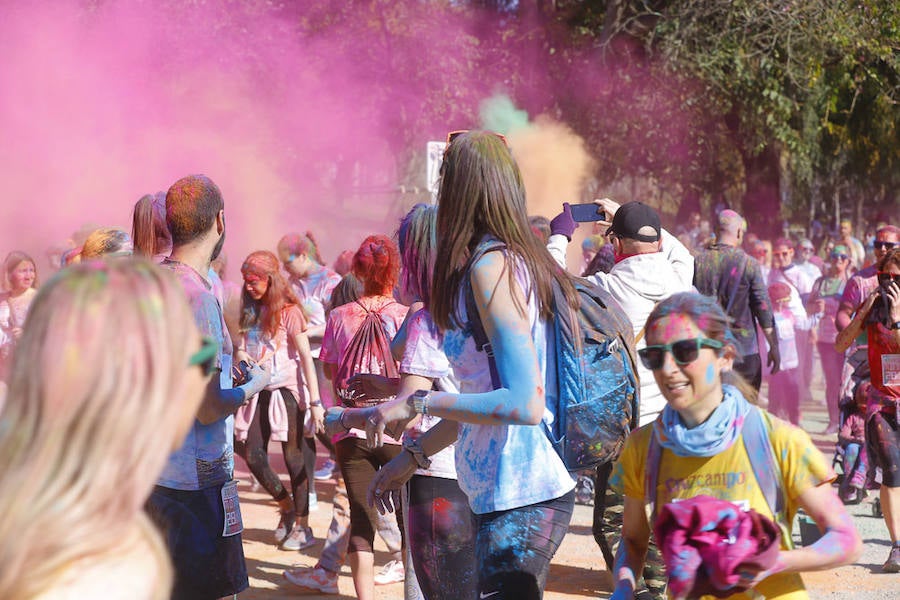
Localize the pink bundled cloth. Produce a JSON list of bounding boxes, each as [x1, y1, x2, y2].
[[653, 495, 782, 599], [233, 392, 290, 443]]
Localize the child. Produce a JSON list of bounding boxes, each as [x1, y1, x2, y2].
[[766, 282, 823, 424], [838, 379, 870, 504]]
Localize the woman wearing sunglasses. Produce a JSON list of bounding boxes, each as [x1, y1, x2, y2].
[[836, 247, 900, 572], [610, 292, 861, 599], [807, 245, 852, 434], [0, 258, 220, 599], [366, 130, 579, 600]]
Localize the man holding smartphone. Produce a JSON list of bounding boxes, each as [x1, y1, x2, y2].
[[548, 198, 694, 600]]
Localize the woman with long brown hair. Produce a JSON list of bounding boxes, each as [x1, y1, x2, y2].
[[366, 130, 580, 600], [233, 250, 324, 551]]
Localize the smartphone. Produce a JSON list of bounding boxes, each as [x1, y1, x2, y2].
[[569, 202, 605, 223], [234, 360, 251, 384]]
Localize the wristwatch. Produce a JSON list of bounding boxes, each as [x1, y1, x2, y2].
[[890, 321, 900, 330], [402, 436, 432, 469], [409, 389, 431, 415]]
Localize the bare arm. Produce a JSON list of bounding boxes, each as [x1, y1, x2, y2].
[[756, 484, 861, 582], [421, 251, 546, 425], [196, 363, 270, 425], [835, 290, 878, 353], [610, 496, 651, 599], [293, 329, 324, 432]]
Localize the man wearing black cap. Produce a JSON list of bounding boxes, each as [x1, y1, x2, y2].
[[550, 198, 694, 424], [549, 198, 693, 600]]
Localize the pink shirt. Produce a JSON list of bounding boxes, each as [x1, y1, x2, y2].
[[321, 297, 409, 443]]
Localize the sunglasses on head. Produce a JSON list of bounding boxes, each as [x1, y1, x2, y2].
[[189, 336, 219, 377], [445, 129, 509, 147], [878, 272, 900, 286], [874, 241, 898, 251], [638, 337, 724, 371]]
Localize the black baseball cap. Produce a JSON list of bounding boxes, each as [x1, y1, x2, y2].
[[606, 202, 661, 242]]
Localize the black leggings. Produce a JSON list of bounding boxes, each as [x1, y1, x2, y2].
[[407, 475, 477, 600], [335, 436, 404, 553], [474, 490, 574, 600], [234, 388, 316, 515]]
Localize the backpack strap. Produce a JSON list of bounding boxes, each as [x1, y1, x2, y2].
[[643, 408, 792, 547], [464, 241, 507, 390], [741, 407, 793, 549], [644, 423, 664, 524]]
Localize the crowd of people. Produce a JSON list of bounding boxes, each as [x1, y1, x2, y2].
[[0, 130, 895, 600]]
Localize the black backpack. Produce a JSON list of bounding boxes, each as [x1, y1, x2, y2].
[[466, 242, 639, 471]]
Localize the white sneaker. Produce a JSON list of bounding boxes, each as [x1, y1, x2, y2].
[[284, 565, 339, 594], [314, 459, 336, 481], [373, 559, 405, 585]]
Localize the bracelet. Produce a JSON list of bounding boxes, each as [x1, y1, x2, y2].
[[338, 409, 351, 431], [310, 399, 323, 407]]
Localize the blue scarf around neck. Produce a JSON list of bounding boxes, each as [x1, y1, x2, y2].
[[653, 384, 752, 457]]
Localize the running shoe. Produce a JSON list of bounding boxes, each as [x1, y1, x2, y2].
[[575, 474, 595, 505], [884, 544, 900, 573], [314, 458, 336, 481], [281, 525, 318, 551], [274, 509, 295, 544], [284, 566, 339, 594], [373, 559, 405, 585]]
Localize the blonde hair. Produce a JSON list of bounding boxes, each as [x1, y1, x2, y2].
[[80, 227, 134, 260], [0, 258, 203, 598]]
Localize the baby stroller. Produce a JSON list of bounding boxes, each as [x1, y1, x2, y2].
[[834, 356, 870, 505]]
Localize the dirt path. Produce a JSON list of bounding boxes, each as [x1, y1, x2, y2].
[[237, 367, 900, 599]]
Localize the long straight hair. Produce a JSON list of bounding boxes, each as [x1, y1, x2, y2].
[[131, 192, 171, 258], [430, 130, 577, 330], [397, 203, 437, 307]]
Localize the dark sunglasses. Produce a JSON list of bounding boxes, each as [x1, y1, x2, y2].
[[189, 336, 219, 377], [638, 337, 724, 371], [877, 272, 900, 286], [830, 253, 849, 261], [446, 129, 509, 146], [874, 241, 898, 251]]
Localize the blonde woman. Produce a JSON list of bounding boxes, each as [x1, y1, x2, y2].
[[0, 258, 216, 599], [80, 227, 134, 260]]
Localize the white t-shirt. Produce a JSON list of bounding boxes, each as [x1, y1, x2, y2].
[[400, 308, 459, 480], [442, 241, 574, 514]]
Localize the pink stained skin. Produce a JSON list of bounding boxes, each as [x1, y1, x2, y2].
[[8, 261, 36, 294], [242, 273, 268, 301], [645, 313, 732, 429]]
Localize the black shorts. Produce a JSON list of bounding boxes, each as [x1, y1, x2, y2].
[[867, 410, 900, 488], [146, 483, 249, 600]]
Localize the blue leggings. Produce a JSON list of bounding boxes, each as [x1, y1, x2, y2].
[[474, 490, 574, 600]]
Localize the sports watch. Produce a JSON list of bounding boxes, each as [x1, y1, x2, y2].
[[409, 389, 431, 415], [402, 436, 432, 469]]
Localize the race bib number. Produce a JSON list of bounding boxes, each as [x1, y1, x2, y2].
[[883, 354, 900, 387], [221, 479, 243, 537]]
